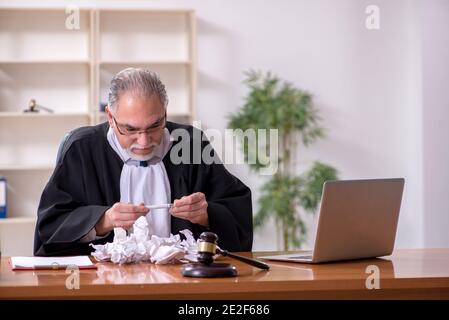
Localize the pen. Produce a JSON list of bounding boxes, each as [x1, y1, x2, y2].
[[145, 203, 173, 209]]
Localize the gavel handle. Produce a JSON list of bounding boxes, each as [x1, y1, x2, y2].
[[218, 249, 270, 270]]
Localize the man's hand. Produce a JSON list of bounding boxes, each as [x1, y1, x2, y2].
[[95, 202, 149, 235], [170, 192, 209, 227]]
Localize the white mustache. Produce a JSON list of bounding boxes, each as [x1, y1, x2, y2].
[[127, 142, 159, 161], [130, 143, 157, 150]]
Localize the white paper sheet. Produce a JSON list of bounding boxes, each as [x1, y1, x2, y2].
[[10, 256, 95, 270]]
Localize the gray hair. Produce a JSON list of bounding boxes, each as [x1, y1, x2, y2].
[[108, 67, 168, 114]]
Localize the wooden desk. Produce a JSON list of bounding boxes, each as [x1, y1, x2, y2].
[[1, 249, 449, 299]]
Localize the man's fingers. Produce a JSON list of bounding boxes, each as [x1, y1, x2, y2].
[[171, 208, 206, 220], [114, 212, 145, 221], [171, 200, 207, 214], [115, 203, 149, 213], [190, 215, 208, 225], [174, 192, 205, 207], [115, 220, 136, 229], [171, 209, 208, 227], [188, 192, 205, 203], [171, 193, 207, 225]]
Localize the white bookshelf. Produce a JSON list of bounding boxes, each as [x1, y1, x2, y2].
[[0, 112, 90, 118], [95, 9, 196, 124], [0, 7, 197, 256], [99, 10, 190, 62], [0, 165, 54, 171], [0, 9, 91, 61], [0, 169, 53, 218], [0, 216, 37, 256], [0, 115, 90, 167], [0, 60, 90, 64]]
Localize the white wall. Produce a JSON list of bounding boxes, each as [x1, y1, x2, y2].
[[421, 0, 449, 248], [1, 0, 448, 250]]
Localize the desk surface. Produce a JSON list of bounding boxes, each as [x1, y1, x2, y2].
[[1, 249, 449, 299]]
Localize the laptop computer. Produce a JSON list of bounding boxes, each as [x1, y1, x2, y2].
[[259, 178, 405, 263]]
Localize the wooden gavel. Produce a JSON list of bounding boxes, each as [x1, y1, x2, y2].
[[196, 232, 270, 270]]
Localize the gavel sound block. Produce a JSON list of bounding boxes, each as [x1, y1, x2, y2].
[[181, 232, 269, 278]]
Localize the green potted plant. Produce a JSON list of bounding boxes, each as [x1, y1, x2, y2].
[[228, 70, 338, 250]]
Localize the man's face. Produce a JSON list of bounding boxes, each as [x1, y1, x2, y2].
[[106, 91, 167, 161]]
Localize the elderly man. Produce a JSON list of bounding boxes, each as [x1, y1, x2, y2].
[[34, 68, 253, 256]]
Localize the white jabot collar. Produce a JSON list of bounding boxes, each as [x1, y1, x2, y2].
[[106, 125, 173, 238]]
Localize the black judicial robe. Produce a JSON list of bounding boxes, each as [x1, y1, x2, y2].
[[34, 121, 253, 256]]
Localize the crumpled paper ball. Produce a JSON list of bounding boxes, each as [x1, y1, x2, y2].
[[90, 216, 198, 265]]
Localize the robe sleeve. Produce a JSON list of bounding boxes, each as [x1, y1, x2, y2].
[[34, 139, 111, 256], [193, 134, 253, 252]]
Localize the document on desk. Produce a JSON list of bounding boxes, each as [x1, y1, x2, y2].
[[9, 256, 97, 270]]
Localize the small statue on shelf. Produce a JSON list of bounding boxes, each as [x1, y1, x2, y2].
[[23, 99, 54, 113]]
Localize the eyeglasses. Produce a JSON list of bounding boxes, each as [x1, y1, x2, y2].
[[112, 113, 166, 137]]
